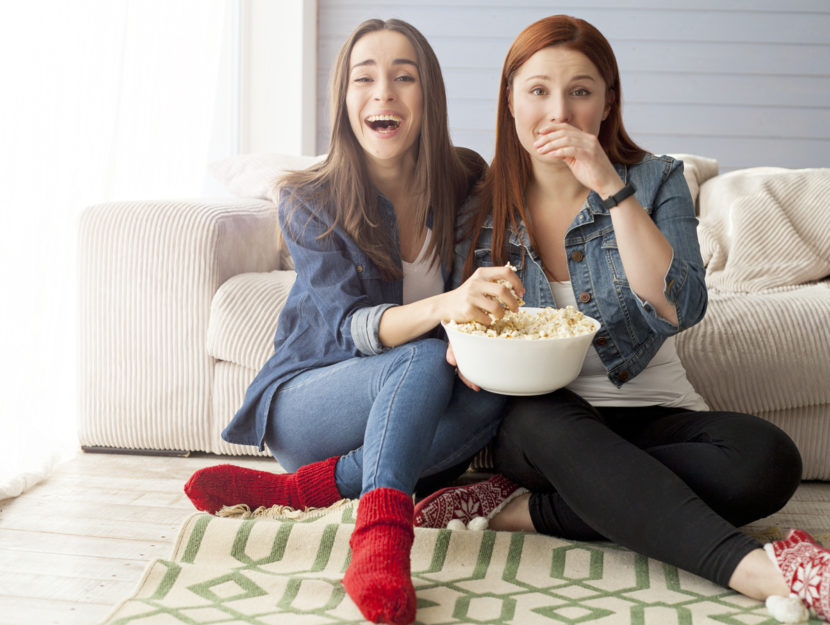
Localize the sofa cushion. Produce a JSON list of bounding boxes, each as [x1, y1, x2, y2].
[[207, 270, 297, 371], [697, 167, 830, 292], [676, 281, 830, 415], [210, 153, 327, 270]]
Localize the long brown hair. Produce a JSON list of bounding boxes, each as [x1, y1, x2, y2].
[[464, 14, 646, 276], [281, 18, 483, 281]]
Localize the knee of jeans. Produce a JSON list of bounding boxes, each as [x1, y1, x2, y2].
[[412, 337, 452, 364], [390, 338, 453, 378]]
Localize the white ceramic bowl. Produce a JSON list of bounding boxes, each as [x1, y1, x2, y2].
[[442, 307, 601, 396]]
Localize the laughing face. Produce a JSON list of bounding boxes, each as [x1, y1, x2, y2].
[[346, 29, 423, 169]]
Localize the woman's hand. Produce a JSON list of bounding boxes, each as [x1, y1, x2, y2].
[[440, 265, 525, 326], [533, 122, 623, 198], [378, 264, 524, 348], [446, 343, 481, 391]]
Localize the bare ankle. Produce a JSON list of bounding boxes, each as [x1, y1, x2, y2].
[[489, 493, 535, 532], [728, 548, 789, 600]]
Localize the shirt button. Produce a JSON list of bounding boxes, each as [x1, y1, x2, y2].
[[570, 250, 584, 262], [356, 265, 363, 273], [578, 291, 591, 303], [595, 336, 607, 346], [618, 370, 630, 382]]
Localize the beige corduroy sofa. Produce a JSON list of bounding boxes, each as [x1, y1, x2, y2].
[[77, 153, 830, 479]]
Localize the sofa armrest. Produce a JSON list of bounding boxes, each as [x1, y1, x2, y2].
[[78, 197, 279, 452]]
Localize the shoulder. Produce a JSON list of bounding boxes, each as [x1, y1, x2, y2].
[[277, 184, 338, 244], [624, 153, 684, 183]]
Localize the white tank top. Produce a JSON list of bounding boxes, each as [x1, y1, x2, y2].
[[402, 229, 444, 305], [549, 280, 708, 409]]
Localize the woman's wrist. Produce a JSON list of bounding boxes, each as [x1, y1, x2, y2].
[[595, 175, 626, 201]]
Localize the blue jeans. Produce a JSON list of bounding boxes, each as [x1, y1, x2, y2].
[[263, 338, 506, 498]]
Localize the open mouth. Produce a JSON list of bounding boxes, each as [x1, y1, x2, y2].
[[366, 114, 403, 132]]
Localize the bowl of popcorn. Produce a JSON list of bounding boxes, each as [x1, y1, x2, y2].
[[442, 306, 601, 396]]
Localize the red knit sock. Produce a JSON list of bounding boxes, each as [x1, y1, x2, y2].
[[183, 457, 341, 514], [342, 488, 416, 625]]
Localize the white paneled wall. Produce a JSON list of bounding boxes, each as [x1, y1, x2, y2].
[[317, 1, 830, 171]]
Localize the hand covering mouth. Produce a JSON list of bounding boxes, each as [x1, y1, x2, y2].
[[366, 114, 403, 131]]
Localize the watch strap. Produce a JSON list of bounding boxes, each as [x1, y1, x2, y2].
[[601, 182, 636, 209]]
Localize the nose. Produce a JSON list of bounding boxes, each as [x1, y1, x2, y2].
[[373, 76, 395, 102], [547, 94, 570, 124]]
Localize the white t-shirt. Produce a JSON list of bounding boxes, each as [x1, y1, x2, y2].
[[549, 280, 708, 410], [402, 229, 444, 305]]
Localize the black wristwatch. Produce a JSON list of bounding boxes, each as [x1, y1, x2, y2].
[[600, 182, 636, 209]]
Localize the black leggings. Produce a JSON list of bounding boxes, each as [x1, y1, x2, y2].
[[493, 389, 803, 588]]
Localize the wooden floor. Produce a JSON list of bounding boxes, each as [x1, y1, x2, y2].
[[0, 451, 829, 625], [0, 451, 277, 625]]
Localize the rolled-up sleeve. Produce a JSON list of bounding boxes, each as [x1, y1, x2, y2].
[[350, 303, 397, 355]]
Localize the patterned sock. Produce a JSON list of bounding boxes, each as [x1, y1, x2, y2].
[[342, 488, 416, 625], [183, 457, 341, 514], [766, 528, 830, 621], [414, 474, 526, 529]]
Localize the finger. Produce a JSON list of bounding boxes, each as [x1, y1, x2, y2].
[[473, 265, 516, 281], [472, 286, 513, 318], [535, 122, 572, 137], [471, 268, 525, 307], [445, 344, 457, 366], [457, 368, 480, 391], [536, 132, 585, 154]]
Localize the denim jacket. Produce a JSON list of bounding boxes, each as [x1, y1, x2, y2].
[[222, 188, 451, 449], [455, 154, 707, 387]]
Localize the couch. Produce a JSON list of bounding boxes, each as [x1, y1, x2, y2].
[[77, 153, 830, 479]]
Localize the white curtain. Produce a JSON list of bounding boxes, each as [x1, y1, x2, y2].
[[0, 1, 238, 499]]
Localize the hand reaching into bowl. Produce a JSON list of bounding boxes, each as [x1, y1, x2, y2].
[[441, 265, 525, 327]]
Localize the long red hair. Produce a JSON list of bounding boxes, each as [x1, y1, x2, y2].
[[463, 15, 646, 276]]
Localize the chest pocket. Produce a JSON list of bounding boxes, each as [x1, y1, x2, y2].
[[474, 248, 495, 268], [474, 246, 525, 268]]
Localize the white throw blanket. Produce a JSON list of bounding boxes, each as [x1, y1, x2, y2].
[[697, 167, 830, 292]]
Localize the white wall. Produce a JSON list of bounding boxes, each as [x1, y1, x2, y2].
[[316, 1, 830, 171]]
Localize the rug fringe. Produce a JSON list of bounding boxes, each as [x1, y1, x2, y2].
[[216, 498, 354, 520]]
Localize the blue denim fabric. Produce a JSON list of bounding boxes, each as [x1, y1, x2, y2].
[[455, 155, 707, 387], [222, 188, 449, 449], [263, 338, 506, 497]]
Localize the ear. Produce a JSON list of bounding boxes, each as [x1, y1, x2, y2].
[[507, 85, 514, 117], [603, 89, 615, 121]]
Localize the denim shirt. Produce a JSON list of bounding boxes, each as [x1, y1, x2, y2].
[[455, 154, 707, 387], [222, 188, 451, 449]]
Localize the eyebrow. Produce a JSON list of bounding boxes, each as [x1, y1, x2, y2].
[[523, 73, 597, 82], [350, 58, 418, 71]]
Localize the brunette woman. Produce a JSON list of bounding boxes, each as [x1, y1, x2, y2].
[[184, 19, 522, 625]]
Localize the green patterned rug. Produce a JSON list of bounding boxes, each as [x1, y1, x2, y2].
[[100, 502, 823, 625]]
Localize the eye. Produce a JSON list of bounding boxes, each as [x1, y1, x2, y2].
[[571, 88, 591, 97], [530, 87, 546, 96], [395, 74, 416, 83], [353, 76, 372, 83]]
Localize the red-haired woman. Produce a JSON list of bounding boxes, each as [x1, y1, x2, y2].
[[415, 15, 826, 623]]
